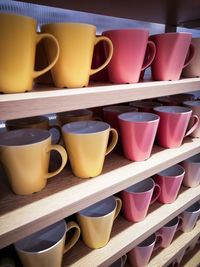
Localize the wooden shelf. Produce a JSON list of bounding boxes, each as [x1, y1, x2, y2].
[[1, 78, 200, 120], [0, 137, 200, 250], [180, 242, 200, 267], [148, 220, 200, 267], [62, 187, 200, 267]]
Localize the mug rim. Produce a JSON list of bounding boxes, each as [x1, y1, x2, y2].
[[123, 178, 155, 194], [153, 106, 192, 114], [137, 233, 156, 248], [6, 116, 48, 127], [118, 112, 160, 123], [163, 216, 179, 228], [156, 164, 185, 178], [150, 32, 192, 38], [41, 22, 96, 29], [57, 109, 93, 117], [102, 28, 149, 35], [103, 105, 138, 113], [184, 202, 200, 213], [183, 100, 200, 107], [0, 12, 36, 23], [183, 153, 200, 163]]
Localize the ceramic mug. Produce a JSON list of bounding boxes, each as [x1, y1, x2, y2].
[[153, 106, 199, 148], [61, 120, 118, 178], [0, 129, 67, 195], [180, 153, 200, 187], [0, 13, 59, 93], [14, 220, 80, 267], [118, 112, 160, 161], [150, 32, 194, 81], [102, 29, 156, 83], [121, 178, 161, 222], [182, 37, 200, 78], [76, 196, 122, 249], [183, 101, 200, 138], [153, 164, 185, 204], [6, 116, 61, 144], [41, 23, 113, 88], [157, 93, 195, 106], [127, 232, 162, 267], [179, 202, 200, 232], [129, 100, 163, 112]]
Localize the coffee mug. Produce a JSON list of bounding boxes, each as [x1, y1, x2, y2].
[[150, 32, 194, 81], [62, 120, 118, 178], [183, 101, 200, 138], [6, 116, 61, 144], [102, 29, 156, 83], [180, 153, 200, 187], [179, 202, 200, 232], [0, 13, 59, 93], [118, 112, 160, 161], [14, 219, 80, 267], [109, 255, 127, 267], [157, 216, 182, 248], [153, 164, 185, 204], [182, 38, 200, 78], [103, 105, 138, 133], [127, 233, 162, 267], [0, 129, 67, 195], [56, 109, 100, 127], [129, 100, 163, 112], [157, 93, 195, 106], [153, 106, 199, 148], [41, 23, 113, 88], [76, 196, 122, 249], [121, 178, 161, 222]]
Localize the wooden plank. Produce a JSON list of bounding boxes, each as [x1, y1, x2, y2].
[[180, 243, 200, 267], [0, 138, 200, 250], [1, 78, 200, 120]]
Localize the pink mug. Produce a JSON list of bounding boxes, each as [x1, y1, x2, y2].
[[129, 100, 163, 112], [127, 232, 162, 267], [102, 29, 156, 84], [153, 106, 199, 148], [118, 112, 160, 161], [150, 32, 194, 81], [153, 164, 185, 204], [157, 93, 195, 106], [121, 178, 161, 222]]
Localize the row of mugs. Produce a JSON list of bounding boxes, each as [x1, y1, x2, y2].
[[0, 12, 199, 94], [12, 197, 200, 267], [128, 202, 200, 267]]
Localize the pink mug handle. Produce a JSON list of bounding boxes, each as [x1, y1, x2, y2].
[[183, 43, 195, 68], [141, 41, 156, 71], [150, 184, 161, 204], [176, 216, 183, 232], [184, 115, 199, 137], [153, 232, 163, 251]]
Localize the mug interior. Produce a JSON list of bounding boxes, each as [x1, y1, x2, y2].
[[0, 129, 50, 146], [157, 164, 185, 177], [118, 112, 159, 122], [57, 109, 92, 117], [124, 178, 154, 193], [185, 202, 200, 213], [137, 233, 156, 247], [103, 105, 137, 113], [14, 220, 66, 253], [153, 106, 192, 114], [6, 116, 48, 127], [78, 196, 116, 218], [184, 153, 200, 163], [62, 120, 110, 134], [109, 257, 123, 267], [163, 217, 179, 228], [183, 101, 200, 107]]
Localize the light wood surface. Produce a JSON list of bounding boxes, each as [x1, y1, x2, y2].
[[1, 137, 200, 249], [1, 78, 200, 120], [62, 189, 200, 267], [180, 243, 200, 267]]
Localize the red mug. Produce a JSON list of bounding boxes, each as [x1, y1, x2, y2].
[[150, 32, 194, 81], [129, 100, 163, 112], [153, 164, 185, 204], [153, 106, 199, 148], [118, 112, 160, 161], [102, 29, 156, 84], [121, 178, 161, 222]]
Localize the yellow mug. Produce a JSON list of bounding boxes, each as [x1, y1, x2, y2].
[[76, 196, 122, 248], [56, 109, 101, 127], [6, 116, 61, 144], [0, 12, 59, 93], [14, 220, 80, 267], [41, 22, 113, 88], [61, 120, 118, 178], [0, 129, 67, 195]]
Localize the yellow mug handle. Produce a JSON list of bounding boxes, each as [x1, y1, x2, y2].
[[63, 221, 81, 253], [114, 196, 122, 220], [48, 125, 62, 144], [105, 128, 118, 155], [45, 144, 67, 179], [33, 33, 59, 79], [122, 254, 127, 266], [90, 36, 113, 76]]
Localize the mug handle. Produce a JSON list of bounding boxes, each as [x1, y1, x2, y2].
[[150, 183, 161, 204], [45, 144, 67, 179], [176, 216, 183, 232], [63, 221, 81, 254], [184, 114, 199, 137], [183, 43, 195, 68], [141, 41, 156, 71], [122, 254, 127, 266], [114, 196, 122, 220], [153, 232, 163, 250], [105, 128, 118, 155], [33, 33, 59, 79], [48, 125, 62, 144], [90, 36, 113, 76]]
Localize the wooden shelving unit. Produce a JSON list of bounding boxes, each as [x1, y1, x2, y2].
[[0, 0, 200, 266]]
